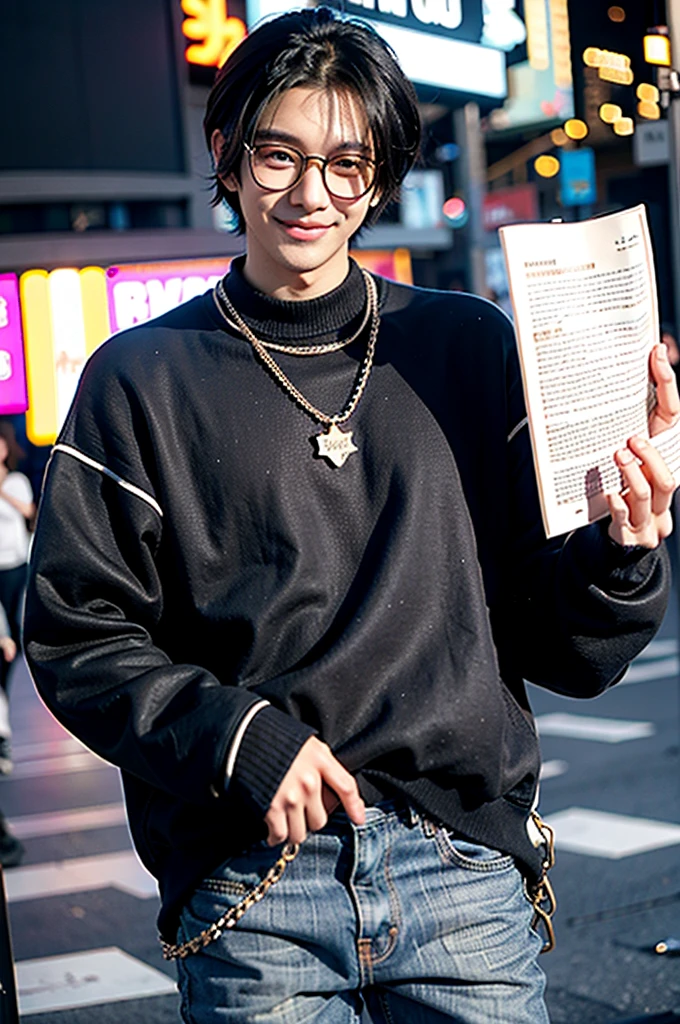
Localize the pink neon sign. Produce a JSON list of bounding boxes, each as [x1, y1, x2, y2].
[[0, 274, 28, 415], [106, 259, 233, 334]]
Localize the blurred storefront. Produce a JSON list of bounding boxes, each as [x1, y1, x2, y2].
[[0, 0, 525, 452], [13, 250, 411, 447]]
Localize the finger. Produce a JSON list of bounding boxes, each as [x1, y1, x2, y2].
[[296, 768, 327, 833], [657, 507, 674, 541], [265, 808, 290, 847], [284, 801, 308, 846], [650, 344, 680, 432], [627, 435, 676, 516], [321, 783, 340, 817], [607, 488, 634, 546], [319, 755, 365, 825], [304, 788, 328, 834], [615, 447, 652, 530]]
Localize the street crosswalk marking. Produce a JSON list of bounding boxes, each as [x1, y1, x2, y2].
[[539, 759, 568, 780], [620, 655, 680, 685], [10, 750, 112, 780], [535, 713, 655, 743], [16, 947, 176, 1016], [7, 803, 127, 840], [12, 737, 88, 761], [9, 732, 113, 779], [637, 638, 678, 660], [544, 807, 680, 858], [5, 850, 158, 903]]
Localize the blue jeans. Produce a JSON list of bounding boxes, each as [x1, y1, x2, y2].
[[176, 801, 549, 1023]]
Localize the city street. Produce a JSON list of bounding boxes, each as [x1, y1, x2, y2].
[[2, 608, 680, 1024]]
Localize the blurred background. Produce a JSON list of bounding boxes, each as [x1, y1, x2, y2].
[[1, 1, 680, 1022]]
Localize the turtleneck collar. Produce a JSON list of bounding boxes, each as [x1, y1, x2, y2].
[[222, 256, 368, 345]]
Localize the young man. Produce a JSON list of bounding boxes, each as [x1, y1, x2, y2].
[[24, 8, 677, 1023]]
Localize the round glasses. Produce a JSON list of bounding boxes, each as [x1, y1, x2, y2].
[[244, 142, 377, 200]]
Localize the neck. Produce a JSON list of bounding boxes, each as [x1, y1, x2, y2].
[[242, 243, 351, 301]]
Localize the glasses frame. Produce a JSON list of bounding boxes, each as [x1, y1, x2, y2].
[[244, 142, 378, 201]]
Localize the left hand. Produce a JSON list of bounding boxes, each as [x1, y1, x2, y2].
[[607, 344, 680, 549]]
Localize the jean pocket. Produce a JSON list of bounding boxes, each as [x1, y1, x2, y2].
[[188, 841, 282, 917], [433, 825, 515, 873]]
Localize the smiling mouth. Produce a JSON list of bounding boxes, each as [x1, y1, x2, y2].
[[277, 219, 333, 229]]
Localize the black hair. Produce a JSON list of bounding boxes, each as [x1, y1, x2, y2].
[[0, 420, 25, 472], [203, 6, 421, 233]]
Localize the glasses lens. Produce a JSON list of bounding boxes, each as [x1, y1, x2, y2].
[[249, 145, 375, 198], [250, 145, 303, 190], [326, 155, 374, 198]]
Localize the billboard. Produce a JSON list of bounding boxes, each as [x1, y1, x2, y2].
[[487, 0, 574, 131], [245, 0, 513, 101]]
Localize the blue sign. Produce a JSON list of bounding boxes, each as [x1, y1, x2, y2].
[[560, 147, 597, 207]]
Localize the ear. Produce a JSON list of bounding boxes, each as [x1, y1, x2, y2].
[[210, 129, 225, 166], [368, 190, 382, 208], [211, 129, 239, 193]]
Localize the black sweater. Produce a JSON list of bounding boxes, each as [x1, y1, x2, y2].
[[24, 258, 669, 941]]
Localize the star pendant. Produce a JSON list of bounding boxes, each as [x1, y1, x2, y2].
[[314, 422, 358, 468]]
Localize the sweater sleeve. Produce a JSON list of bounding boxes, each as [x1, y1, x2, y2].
[[496, 331, 670, 698], [23, 344, 313, 812]]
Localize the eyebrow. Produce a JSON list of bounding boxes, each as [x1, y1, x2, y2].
[[253, 128, 372, 154]]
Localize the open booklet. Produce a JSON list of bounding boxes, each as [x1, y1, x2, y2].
[[499, 204, 680, 539]]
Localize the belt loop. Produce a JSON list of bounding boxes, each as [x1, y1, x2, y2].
[[404, 802, 420, 828]]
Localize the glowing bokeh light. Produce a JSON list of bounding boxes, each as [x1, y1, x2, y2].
[[534, 155, 560, 178], [638, 100, 661, 120], [643, 33, 671, 67], [613, 117, 635, 136], [599, 103, 622, 124], [637, 83, 660, 102], [564, 118, 589, 140]]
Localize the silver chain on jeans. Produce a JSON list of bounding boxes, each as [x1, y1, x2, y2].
[[160, 843, 299, 960]]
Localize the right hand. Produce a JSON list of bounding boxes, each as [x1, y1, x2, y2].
[[264, 736, 365, 846]]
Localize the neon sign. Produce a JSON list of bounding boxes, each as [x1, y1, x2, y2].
[[105, 259, 232, 333], [0, 275, 28, 416], [181, 0, 246, 67], [18, 252, 410, 445]]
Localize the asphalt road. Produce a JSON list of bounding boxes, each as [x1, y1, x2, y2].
[[2, 609, 680, 1024]]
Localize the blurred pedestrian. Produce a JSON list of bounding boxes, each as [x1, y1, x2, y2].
[[0, 420, 35, 773], [0, 596, 22, 868], [22, 8, 677, 1023]]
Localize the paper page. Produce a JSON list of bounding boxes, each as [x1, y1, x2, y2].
[[500, 205, 680, 538]]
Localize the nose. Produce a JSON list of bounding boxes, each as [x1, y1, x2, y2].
[[289, 157, 330, 209]]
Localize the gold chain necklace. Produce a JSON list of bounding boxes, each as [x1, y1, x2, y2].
[[214, 274, 372, 356], [213, 269, 379, 468]]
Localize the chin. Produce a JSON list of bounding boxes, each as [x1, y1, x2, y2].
[[277, 243, 347, 276]]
